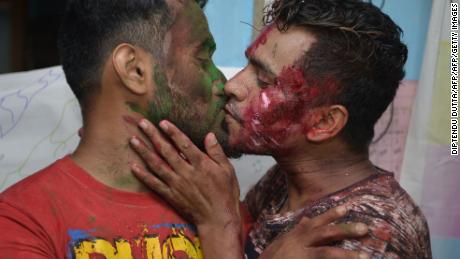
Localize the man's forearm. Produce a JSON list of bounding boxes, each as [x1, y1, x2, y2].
[[197, 221, 244, 259]]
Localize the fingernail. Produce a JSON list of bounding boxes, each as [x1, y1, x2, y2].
[[208, 133, 218, 146], [131, 164, 140, 173], [159, 121, 169, 131], [139, 119, 148, 129], [359, 252, 370, 259], [355, 223, 368, 234], [336, 206, 347, 216], [130, 137, 140, 146]]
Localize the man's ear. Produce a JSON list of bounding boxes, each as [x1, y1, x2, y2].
[[112, 43, 152, 95], [306, 105, 348, 142]]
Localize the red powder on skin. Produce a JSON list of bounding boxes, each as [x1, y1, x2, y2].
[[240, 66, 340, 151], [122, 115, 139, 127], [245, 25, 276, 58]]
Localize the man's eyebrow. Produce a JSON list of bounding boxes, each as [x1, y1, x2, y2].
[[248, 56, 276, 77]]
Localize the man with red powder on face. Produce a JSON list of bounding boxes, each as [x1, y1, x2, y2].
[[0, 0, 369, 258], [129, 0, 432, 258]]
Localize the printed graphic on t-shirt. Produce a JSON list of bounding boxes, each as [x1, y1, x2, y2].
[[68, 223, 202, 259]]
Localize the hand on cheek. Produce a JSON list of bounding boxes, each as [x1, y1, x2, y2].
[[129, 119, 241, 228]]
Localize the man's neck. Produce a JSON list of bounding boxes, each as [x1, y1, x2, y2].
[[72, 111, 152, 193], [274, 146, 376, 213]]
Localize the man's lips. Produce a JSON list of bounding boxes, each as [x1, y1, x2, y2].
[[224, 104, 243, 124]]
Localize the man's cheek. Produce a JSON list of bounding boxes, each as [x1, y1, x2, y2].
[[239, 67, 319, 148], [199, 73, 214, 100], [245, 66, 309, 129], [250, 88, 290, 126]]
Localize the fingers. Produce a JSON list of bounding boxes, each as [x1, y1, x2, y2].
[[306, 223, 368, 246], [306, 206, 348, 229], [309, 247, 370, 259], [297, 206, 368, 247], [138, 119, 192, 172], [131, 163, 172, 197], [205, 133, 231, 166], [158, 120, 203, 165], [129, 136, 177, 184]]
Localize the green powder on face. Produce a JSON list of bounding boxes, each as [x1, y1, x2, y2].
[[126, 102, 148, 117], [125, 64, 174, 125], [148, 64, 173, 124], [200, 73, 213, 100], [184, 1, 209, 42], [204, 63, 227, 121]]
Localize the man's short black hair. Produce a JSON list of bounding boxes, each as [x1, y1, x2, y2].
[[264, 0, 408, 153], [58, 0, 208, 111]]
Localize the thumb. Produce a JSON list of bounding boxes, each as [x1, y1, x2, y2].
[[205, 133, 230, 166]]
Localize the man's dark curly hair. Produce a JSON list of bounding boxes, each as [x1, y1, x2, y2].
[[264, 0, 408, 152], [58, 0, 208, 113]]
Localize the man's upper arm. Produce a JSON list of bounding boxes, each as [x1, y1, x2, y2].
[[0, 201, 55, 259]]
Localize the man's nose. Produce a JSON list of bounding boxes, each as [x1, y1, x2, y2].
[[224, 74, 248, 102]]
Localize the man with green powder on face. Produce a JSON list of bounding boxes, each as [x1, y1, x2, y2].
[[0, 0, 368, 258], [128, 0, 431, 258]]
